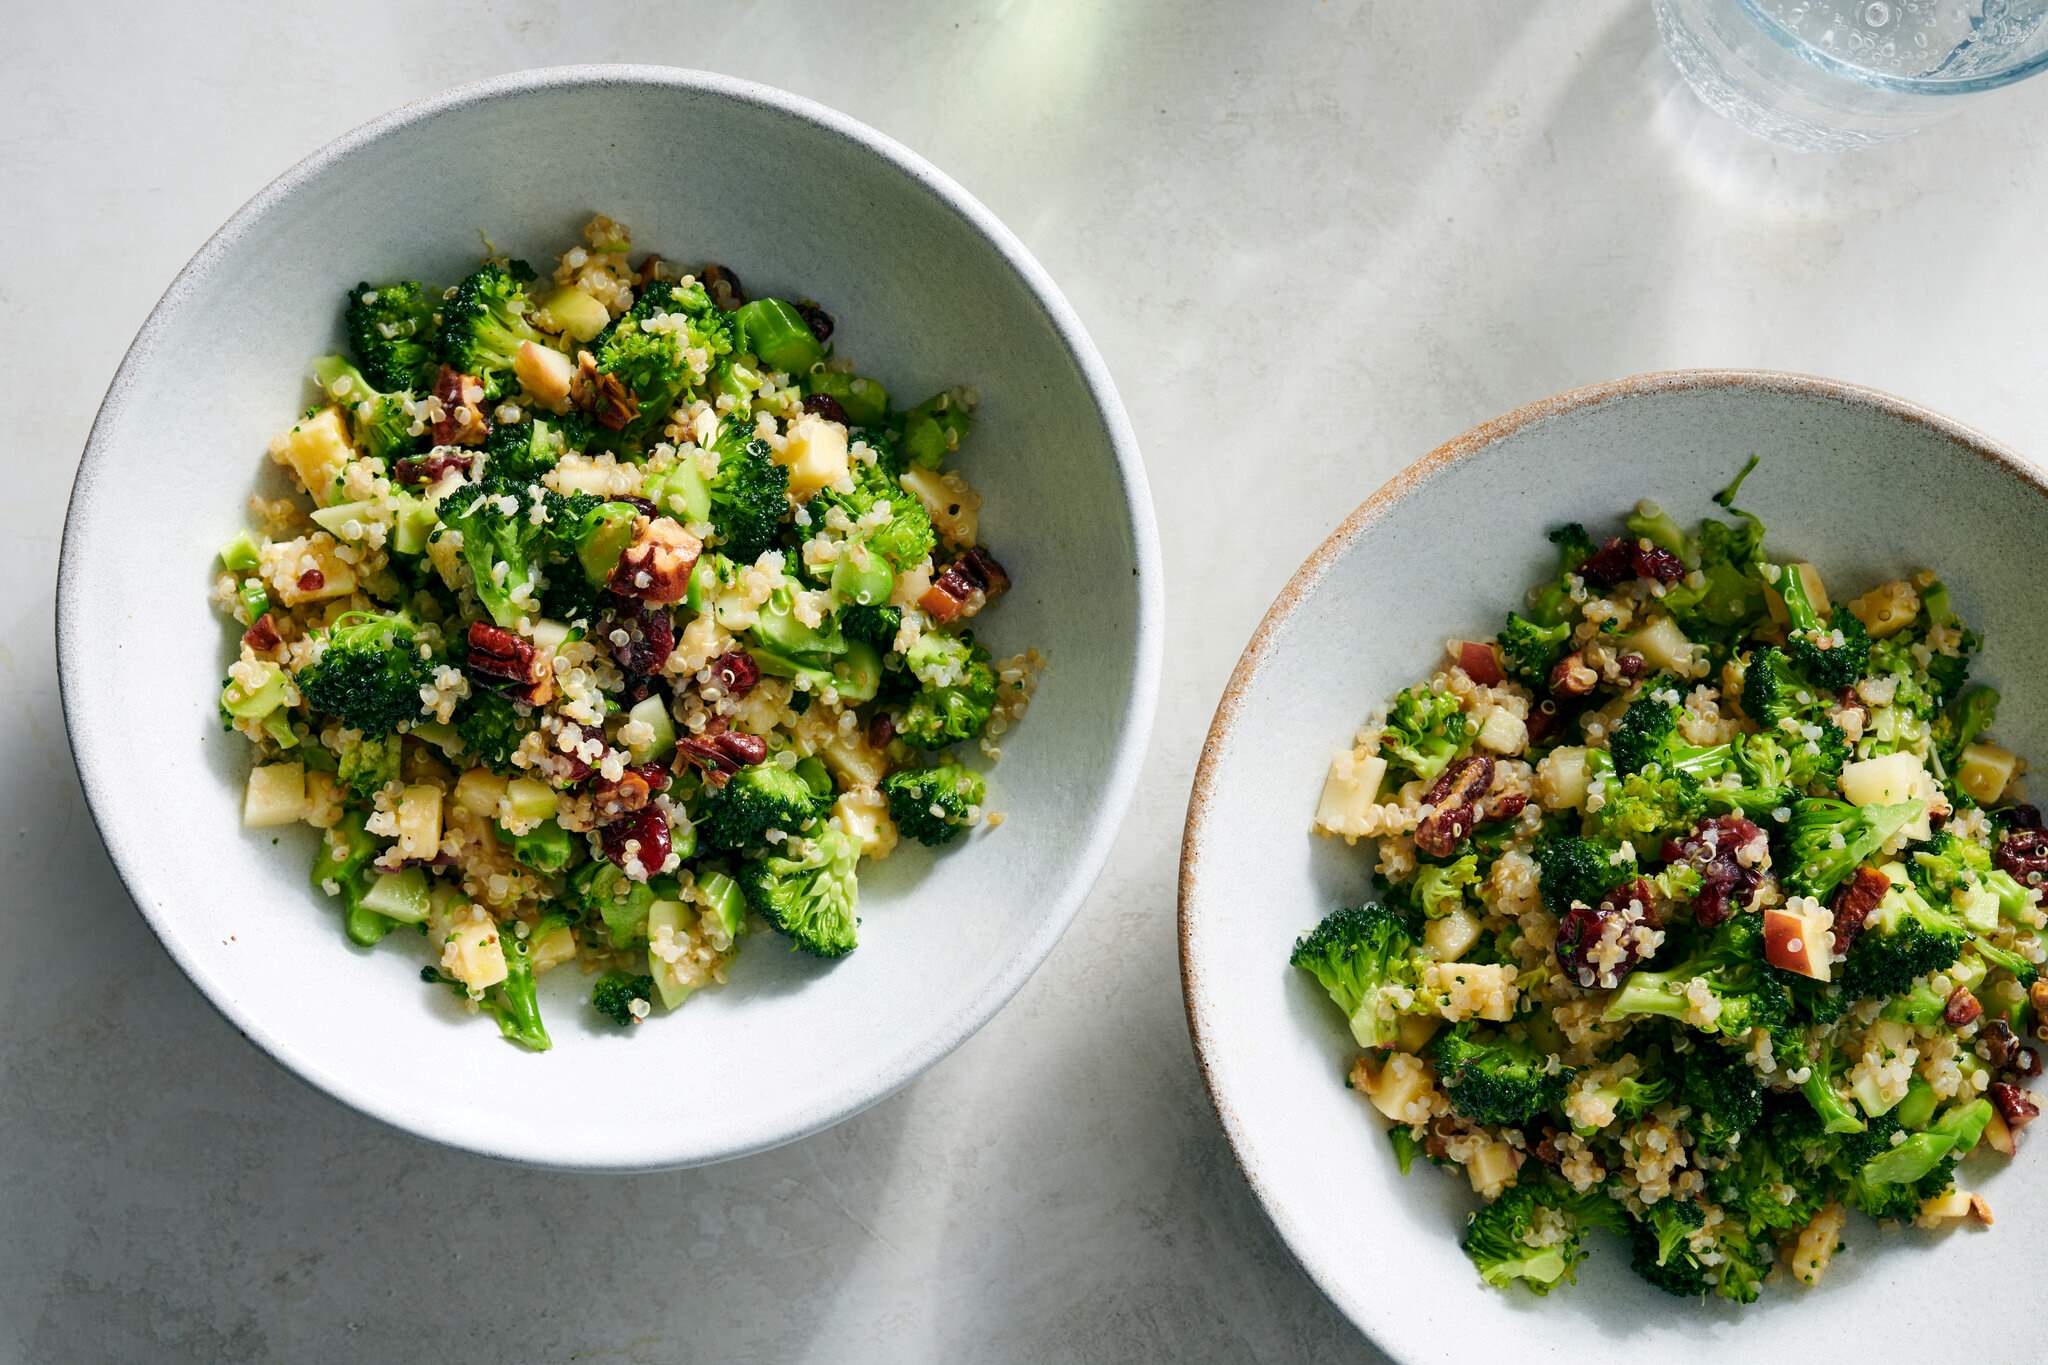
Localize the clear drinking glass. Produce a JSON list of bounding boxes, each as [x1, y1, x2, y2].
[[1653, 0, 2048, 150]]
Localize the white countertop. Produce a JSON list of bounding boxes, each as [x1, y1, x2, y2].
[[7, 2, 2047, 1360]]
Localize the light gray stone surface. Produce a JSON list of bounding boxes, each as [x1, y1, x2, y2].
[[4, 2, 2045, 1361]]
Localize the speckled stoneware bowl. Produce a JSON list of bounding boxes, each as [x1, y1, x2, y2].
[[1180, 372, 2046, 1363], [58, 67, 1159, 1170]]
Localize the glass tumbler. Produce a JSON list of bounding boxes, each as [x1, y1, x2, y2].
[[1653, 0, 2048, 150]]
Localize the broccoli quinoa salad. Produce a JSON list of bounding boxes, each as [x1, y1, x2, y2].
[[1294, 460, 2047, 1305], [212, 214, 1039, 1051]]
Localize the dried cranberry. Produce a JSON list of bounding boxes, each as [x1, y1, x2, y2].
[[1615, 653, 1648, 680], [2002, 804, 2044, 831], [802, 393, 849, 425], [535, 720, 603, 785], [1525, 699, 1561, 746], [674, 731, 768, 786], [698, 263, 746, 311], [601, 806, 672, 878], [1994, 828, 2048, 886], [393, 450, 475, 486], [1483, 791, 1529, 825], [1829, 867, 1891, 954], [1577, 536, 1685, 587], [793, 301, 834, 343], [1661, 815, 1765, 927], [614, 495, 659, 518], [868, 711, 896, 751], [297, 569, 325, 593], [710, 650, 759, 698], [603, 601, 675, 677], [1555, 877, 1659, 989]]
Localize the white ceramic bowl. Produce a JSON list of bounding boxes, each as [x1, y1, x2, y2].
[[1180, 372, 2047, 1363], [59, 67, 1159, 1170]]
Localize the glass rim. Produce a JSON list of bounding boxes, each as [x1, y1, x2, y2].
[[1741, 0, 2048, 93]]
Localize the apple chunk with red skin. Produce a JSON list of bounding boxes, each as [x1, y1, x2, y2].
[[1764, 904, 1834, 981]]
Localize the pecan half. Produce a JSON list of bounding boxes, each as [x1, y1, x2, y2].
[[601, 805, 672, 880], [1994, 827, 2048, 886], [710, 650, 759, 699], [431, 365, 490, 446], [1662, 815, 1767, 927], [1944, 987, 1983, 1027], [591, 763, 673, 823], [1828, 865, 1892, 954], [465, 622, 555, 705], [1548, 652, 1598, 697], [602, 600, 675, 676], [610, 517, 702, 605], [1990, 1082, 2039, 1130], [919, 547, 1011, 624], [698, 263, 746, 311], [393, 450, 476, 486], [242, 613, 283, 654], [575, 350, 639, 431], [1414, 755, 1494, 858], [674, 731, 769, 787]]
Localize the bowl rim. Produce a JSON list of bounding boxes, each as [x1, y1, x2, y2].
[[57, 64, 1163, 1171], [1177, 368, 2041, 1353]]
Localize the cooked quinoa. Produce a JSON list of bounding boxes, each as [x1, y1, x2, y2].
[[215, 215, 1038, 1049], [1293, 461, 2045, 1303]]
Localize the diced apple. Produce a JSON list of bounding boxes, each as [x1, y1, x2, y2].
[[1915, 1187, 1974, 1227], [303, 770, 344, 829], [1535, 746, 1591, 811], [1362, 1052, 1436, 1124], [426, 528, 467, 592], [1424, 906, 1482, 960], [1983, 1110, 2017, 1158], [1457, 641, 1504, 686], [776, 414, 851, 501], [1623, 615, 1695, 674], [1463, 1138, 1521, 1197], [899, 465, 980, 546], [1764, 904, 1833, 981], [1314, 749, 1388, 837], [820, 730, 888, 792], [454, 768, 510, 817], [1765, 562, 1831, 623], [442, 917, 508, 991], [1957, 742, 2017, 807], [267, 534, 358, 606], [272, 407, 353, 505], [395, 783, 443, 860], [832, 788, 898, 860], [243, 762, 308, 827], [1394, 1013, 1442, 1054], [540, 285, 610, 342], [529, 920, 577, 975], [1847, 580, 1921, 639], [514, 340, 574, 407], [1474, 709, 1527, 756], [1840, 751, 1924, 807], [499, 777, 558, 829]]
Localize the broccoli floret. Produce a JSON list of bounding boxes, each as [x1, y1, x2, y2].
[[880, 761, 987, 847], [1771, 562, 1872, 692], [1412, 853, 1480, 918], [453, 690, 526, 772], [1461, 1179, 1625, 1296], [1677, 1043, 1763, 1153], [1740, 646, 1816, 732], [1568, 1066, 1672, 1136], [1590, 767, 1704, 845], [1784, 1035, 1867, 1133], [1607, 691, 1732, 780], [1665, 479, 1769, 630], [1781, 798, 1925, 899], [311, 355, 422, 463], [1838, 872, 1966, 1000], [296, 611, 434, 736], [897, 632, 998, 750], [334, 732, 401, 803], [591, 970, 657, 1027], [1496, 612, 1571, 685], [494, 818, 578, 874], [1908, 829, 1993, 902], [1378, 685, 1469, 784], [842, 603, 902, 649], [1787, 721, 1850, 790], [1934, 685, 1999, 768], [1628, 1198, 1711, 1298], [810, 458, 936, 575], [587, 282, 737, 450], [1707, 1111, 1830, 1236], [1288, 903, 1426, 1049], [436, 261, 550, 401], [421, 912, 567, 1052], [1842, 1101, 1993, 1222], [701, 762, 830, 852], [1427, 1024, 1575, 1126], [1527, 523, 1597, 626], [1970, 933, 2040, 988], [437, 477, 607, 628], [484, 412, 589, 482], [739, 824, 861, 958], [705, 418, 791, 562], [1603, 915, 1790, 1037], [1534, 835, 1635, 914], [346, 279, 439, 391]]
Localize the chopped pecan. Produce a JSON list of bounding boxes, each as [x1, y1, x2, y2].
[[793, 301, 834, 343], [1555, 877, 1661, 989], [1994, 827, 2048, 886], [710, 650, 759, 699], [393, 450, 476, 486], [802, 392, 849, 425], [602, 600, 675, 676], [674, 731, 769, 787], [575, 350, 639, 431], [431, 365, 490, 446], [1548, 652, 1597, 697], [465, 622, 555, 705], [1414, 755, 1493, 858], [1828, 866, 1892, 954], [1990, 1082, 2039, 1130], [1529, 1126, 1561, 1167], [698, 263, 746, 311], [1983, 1019, 2022, 1072], [1578, 535, 1685, 587], [242, 613, 283, 654], [1662, 815, 1767, 927], [591, 763, 673, 822], [1944, 987, 1983, 1027], [609, 518, 702, 605], [601, 805, 672, 880], [919, 547, 1011, 624]]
